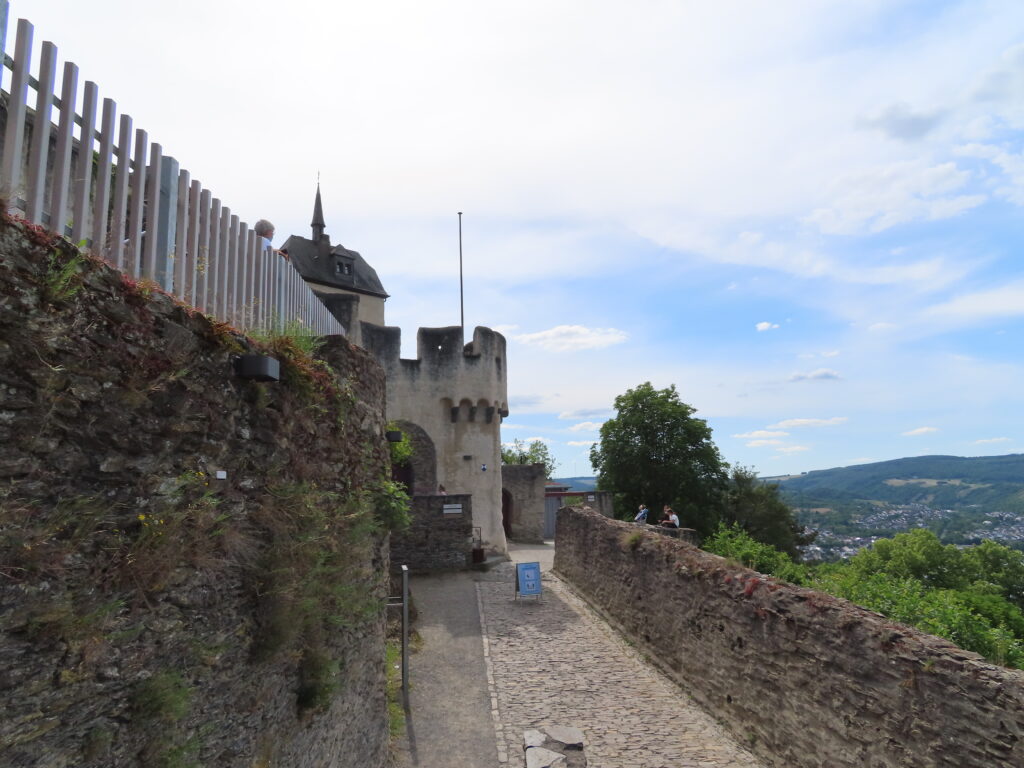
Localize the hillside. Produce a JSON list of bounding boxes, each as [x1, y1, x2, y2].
[[772, 454, 1024, 549], [775, 454, 1024, 513], [553, 476, 598, 492]]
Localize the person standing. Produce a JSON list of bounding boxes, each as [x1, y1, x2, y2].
[[634, 504, 649, 524]]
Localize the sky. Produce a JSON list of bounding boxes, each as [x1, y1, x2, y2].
[[17, 0, 1024, 477]]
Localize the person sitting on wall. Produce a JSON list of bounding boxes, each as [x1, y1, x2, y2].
[[634, 504, 648, 524], [660, 505, 679, 528]]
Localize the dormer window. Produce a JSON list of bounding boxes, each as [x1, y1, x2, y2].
[[335, 259, 353, 276]]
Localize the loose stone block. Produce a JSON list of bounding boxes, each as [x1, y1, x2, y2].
[[525, 746, 567, 768], [544, 725, 585, 748]]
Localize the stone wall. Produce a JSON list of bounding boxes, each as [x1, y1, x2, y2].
[[0, 217, 394, 767], [554, 506, 1024, 768], [391, 494, 473, 573], [501, 463, 545, 542]]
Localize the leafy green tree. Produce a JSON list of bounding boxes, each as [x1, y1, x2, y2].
[[589, 382, 727, 531], [960, 539, 1024, 608], [845, 529, 967, 590], [722, 467, 815, 558], [501, 438, 558, 479]]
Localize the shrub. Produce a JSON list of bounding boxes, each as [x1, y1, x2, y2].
[[811, 568, 1024, 668], [702, 523, 808, 585]]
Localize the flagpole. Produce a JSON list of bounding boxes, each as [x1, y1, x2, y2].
[[458, 211, 464, 333]]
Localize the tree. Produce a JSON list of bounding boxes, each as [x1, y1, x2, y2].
[[589, 382, 727, 531], [501, 438, 558, 479], [722, 467, 815, 558]]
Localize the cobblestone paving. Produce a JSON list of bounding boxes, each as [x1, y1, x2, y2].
[[477, 566, 765, 768]]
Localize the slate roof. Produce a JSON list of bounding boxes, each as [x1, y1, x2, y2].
[[280, 234, 389, 299], [280, 184, 388, 299]]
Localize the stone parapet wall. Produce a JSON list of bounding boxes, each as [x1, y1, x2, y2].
[[392, 494, 473, 573], [0, 219, 392, 767], [554, 506, 1024, 768]]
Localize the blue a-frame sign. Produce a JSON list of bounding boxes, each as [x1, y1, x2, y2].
[[515, 562, 542, 599]]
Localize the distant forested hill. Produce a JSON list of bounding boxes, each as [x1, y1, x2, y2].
[[553, 476, 598, 492], [775, 454, 1024, 515]]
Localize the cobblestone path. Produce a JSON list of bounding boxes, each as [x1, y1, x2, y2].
[[477, 565, 765, 768]]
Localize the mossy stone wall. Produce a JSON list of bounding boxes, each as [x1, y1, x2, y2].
[[0, 217, 393, 767]]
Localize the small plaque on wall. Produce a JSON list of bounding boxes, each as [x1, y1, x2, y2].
[[442, 504, 463, 515]]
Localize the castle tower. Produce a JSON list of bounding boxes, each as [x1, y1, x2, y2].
[[285, 187, 511, 553], [361, 323, 510, 552]]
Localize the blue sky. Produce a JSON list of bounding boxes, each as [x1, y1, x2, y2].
[[21, 0, 1024, 476]]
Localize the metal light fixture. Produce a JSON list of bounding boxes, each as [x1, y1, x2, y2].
[[233, 354, 280, 382]]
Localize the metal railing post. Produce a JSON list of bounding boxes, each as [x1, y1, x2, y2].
[[401, 564, 409, 694], [153, 154, 179, 291], [0, 1, 9, 93]]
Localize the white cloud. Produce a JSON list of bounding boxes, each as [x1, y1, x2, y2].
[[523, 436, 553, 444], [821, 350, 840, 357], [568, 421, 604, 432], [974, 437, 1011, 444], [788, 368, 841, 382], [492, 324, 520, 335], [733, 430, 789, 439], [868, 322, 897, 332], [776, 445, 810, 453], [957, 143, 1024, 205], [924, 281, 1024, 323], [558, 408, 614, 421], [567, 440, 597, 447], [805, 161, 986, 235], [671, 229, 965, 292], [514, 325, 628, 352], [498, 423, 531, 430], [768, 417, 847, 429], [747, 439, 784, 447], [756, 321, 780, 332], [902, 426, 939, 436]]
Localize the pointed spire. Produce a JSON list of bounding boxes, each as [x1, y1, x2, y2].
[[311, 181, 326, 242]]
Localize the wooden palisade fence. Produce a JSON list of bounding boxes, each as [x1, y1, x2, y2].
[[0, 2, 345, 337]]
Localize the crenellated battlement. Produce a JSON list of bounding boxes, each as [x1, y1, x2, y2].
[[359, 322, 508, 415]]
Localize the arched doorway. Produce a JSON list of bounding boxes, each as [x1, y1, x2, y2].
[[502, 488, 513, 538], [390, 420, 437, 495]]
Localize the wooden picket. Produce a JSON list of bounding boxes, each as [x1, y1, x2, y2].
[[0, 4, 345, 338]]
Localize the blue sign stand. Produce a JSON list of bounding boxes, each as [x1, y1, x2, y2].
[[515, 562, 542, 600]]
